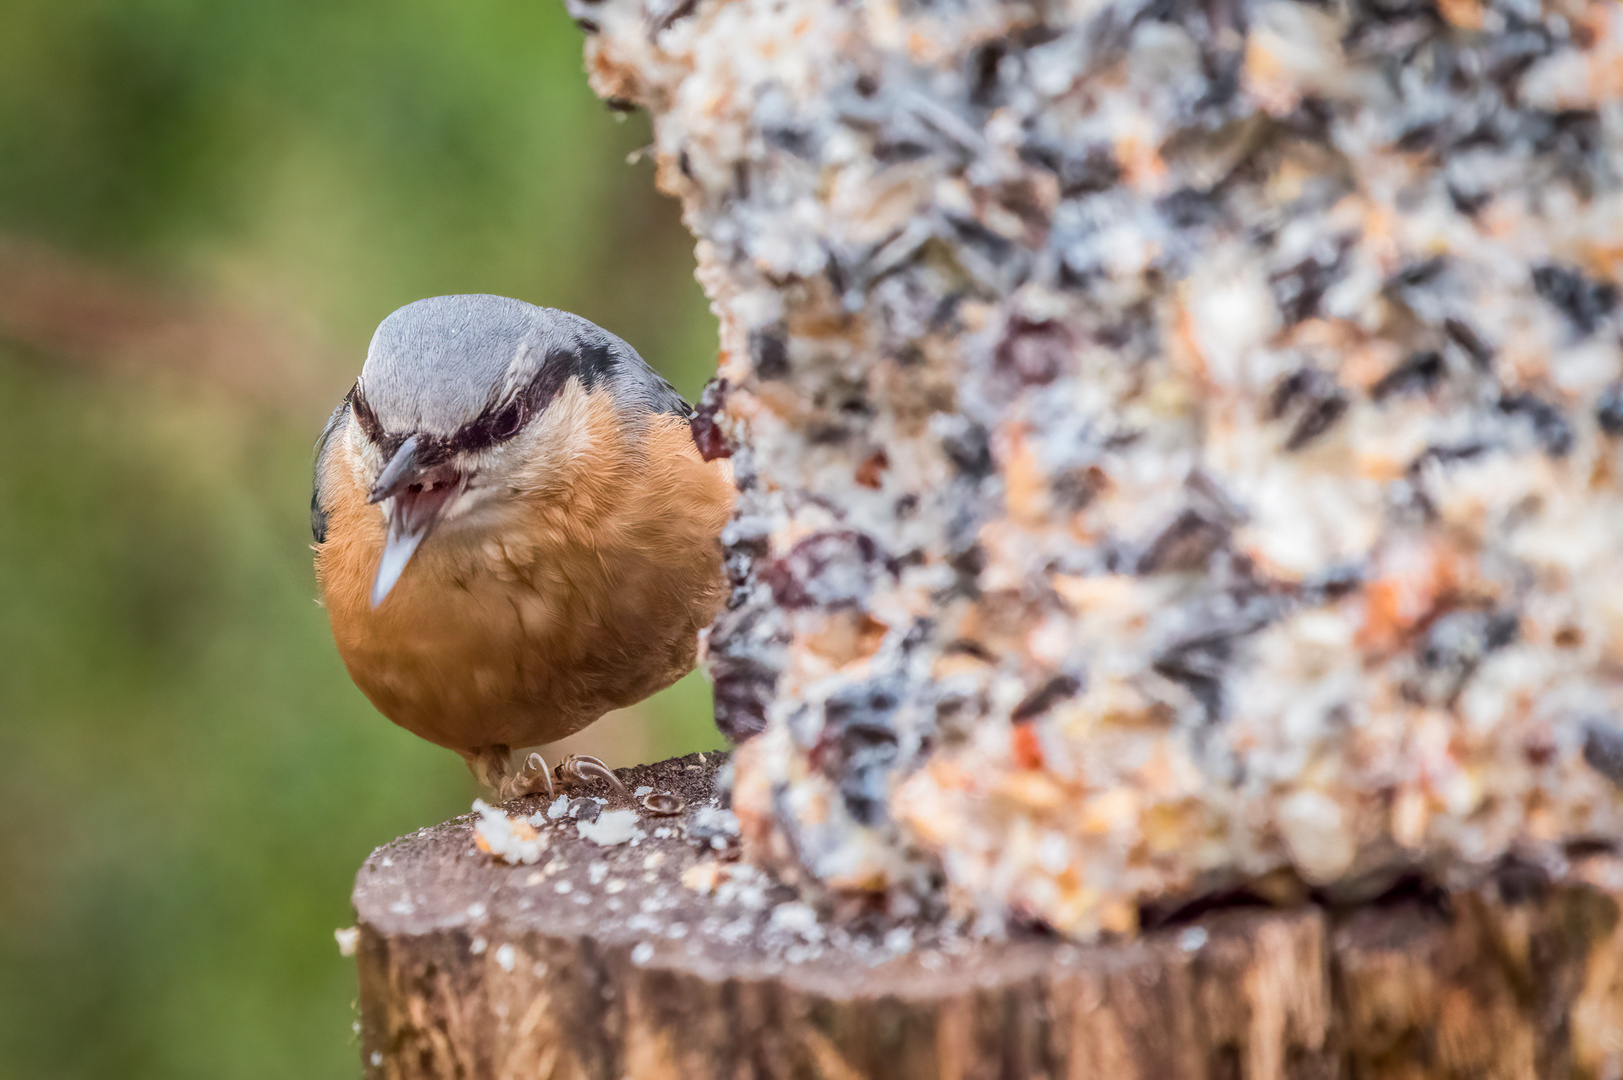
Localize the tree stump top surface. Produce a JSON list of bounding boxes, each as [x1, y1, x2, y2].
[[353, 753, 1623, 1078], [354, 752, 1299, 998]]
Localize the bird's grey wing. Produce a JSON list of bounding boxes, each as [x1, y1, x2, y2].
[[311, 390, 353, 543]]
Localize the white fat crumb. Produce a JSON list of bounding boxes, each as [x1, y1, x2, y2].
[[333, 927, 359, 957], [370, 1051, 383, 1067], [691, 806, 740, 837], [883, 926, 914, 954], [631, 941, 655, 966], [494, 944, 517, 972], [1178, 926, 1208, 952], [712, 862, 771, 910], [524, 871, 544, 886], [465, 902, 486, 919], [577, 809, 641, 846], [769, 901, 823, 941], [1277, 790, 1355, 884], [605, 879, 627, 894], [555, 880, 574, 895], [545, 795, 570, 820], [471, 800, 546, 865], [470, 936, 487, 955], [634, 785, 654, 798]]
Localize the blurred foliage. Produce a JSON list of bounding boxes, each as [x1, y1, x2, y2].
[[0, 1, 722, 1078]]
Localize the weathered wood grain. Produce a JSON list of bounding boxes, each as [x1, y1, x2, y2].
[[355, 755, 1623, 1079]]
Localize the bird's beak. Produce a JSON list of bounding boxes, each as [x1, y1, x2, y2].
[[366, 435, 459, 608]]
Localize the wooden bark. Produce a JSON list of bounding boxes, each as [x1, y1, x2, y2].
[[355, 754, 1623, 1079]]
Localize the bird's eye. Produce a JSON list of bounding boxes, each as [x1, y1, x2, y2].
[[490, 402, 524, 441]]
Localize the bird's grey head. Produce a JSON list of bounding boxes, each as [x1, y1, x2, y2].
[[314, 294, 688, 608]]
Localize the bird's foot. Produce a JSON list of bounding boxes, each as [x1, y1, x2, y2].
[[508, 752, 555, 801], [468, 745, 555, 802], [466, 746, 627, 802], [555, 754, 629, 798]]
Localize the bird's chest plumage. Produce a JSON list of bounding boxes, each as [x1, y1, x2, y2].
[[315, 421, 729, 753]]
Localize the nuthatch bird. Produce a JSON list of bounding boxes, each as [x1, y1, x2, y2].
[[312, 295, 734, 799]]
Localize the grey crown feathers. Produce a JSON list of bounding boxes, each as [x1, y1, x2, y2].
[[312, 294, 690, 543]]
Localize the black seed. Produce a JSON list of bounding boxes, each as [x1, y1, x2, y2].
[[1011, 675, 1082, 723], [1532, 263, 1618, 336], [1412, 441, 1489, 469], [751, 326, 790, 379], [1583, 719, 1623, 788], [947, 544, 985, 597], [1371, 351, 1445, 401], [1052, 465, 1107, 511], [1049, 146, 1122, 198], [1395, 123, 1438, 152], [650, 0, 697, 33], [1271, 248, 1346, 326], [1500, 393, 1574, 457], [1493, 856, 1550, 906], [941, 421, 993, 478], [1137, 508, 1229, 574], [825, 678, 903, 826], [994, 317, 1071, 386], [1412, 608, 1516, 704], [1596, 383, 1623, 436], [968, 40, 1006, 107], [1391, 256, 1446, 289], [1285, 391, 1349, 451], [711, 656, 776, 742], [946, 214, 1014, 263], [1443, 318, 1493, 370], [764, 126, 816, 158], [943, 638, 996, 662], [1447, 184, 1491, 216], [1484, 26, 1554, 84], [1268, 369, 1317, 419], [1157, 187, 1222, 229]]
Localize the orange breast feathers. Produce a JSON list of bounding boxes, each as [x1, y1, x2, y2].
[[314, 381, 734, 755]]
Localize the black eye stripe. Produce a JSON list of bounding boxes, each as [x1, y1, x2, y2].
[[353, 339, 624, 461]]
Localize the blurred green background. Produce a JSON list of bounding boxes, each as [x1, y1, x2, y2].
[[0, 1, 722, 1077]]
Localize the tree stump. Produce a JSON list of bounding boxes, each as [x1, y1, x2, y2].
[[354, 753, 1623, 1079], [353, 0, 1623, 1072]]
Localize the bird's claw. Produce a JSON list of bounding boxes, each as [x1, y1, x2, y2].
[[555, 754, 628, 798], [508, 751, 555, 800]]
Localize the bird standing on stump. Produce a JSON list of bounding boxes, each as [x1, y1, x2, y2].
[[312, 295, 734, 799]]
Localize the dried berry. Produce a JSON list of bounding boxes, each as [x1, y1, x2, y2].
[[690, 378, 733, 461]]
